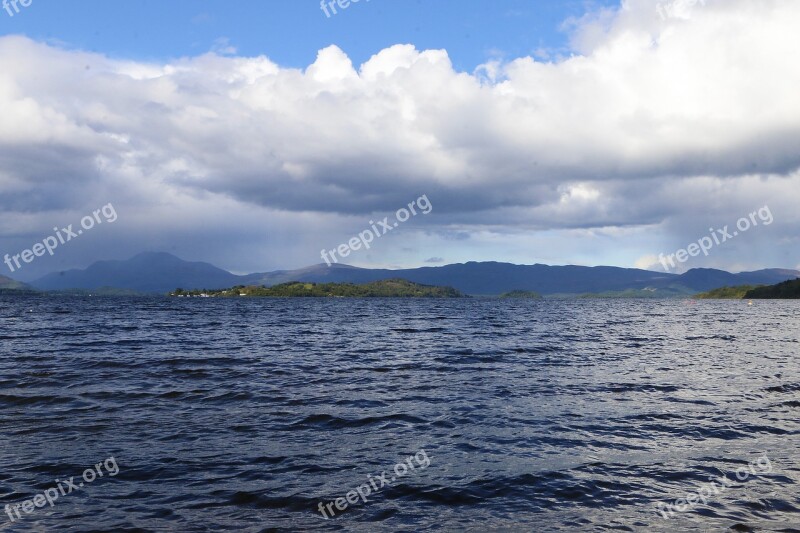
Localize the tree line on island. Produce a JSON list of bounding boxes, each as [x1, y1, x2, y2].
[[170, 280, 549, 299], [695, 278, 800, 299], [171, 279, 467, 298]]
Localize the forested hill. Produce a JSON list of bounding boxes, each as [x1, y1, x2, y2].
[[171, 279, 466, 298]]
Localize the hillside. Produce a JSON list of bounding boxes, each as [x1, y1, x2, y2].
[[0, 275, 30, 291], [695, 285, 764, 299], [745, 279, 800, 299]]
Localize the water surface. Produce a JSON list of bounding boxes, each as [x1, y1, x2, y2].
[[0, 296, 798, 531]]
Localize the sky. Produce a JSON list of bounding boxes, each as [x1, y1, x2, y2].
[[1, 0, 799, 280]]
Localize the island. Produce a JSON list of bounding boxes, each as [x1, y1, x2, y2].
[[744, 278, 800, 299], [695, 285, 764, 299], [693, 279, 800, 299], [170, 279, 467, 298]]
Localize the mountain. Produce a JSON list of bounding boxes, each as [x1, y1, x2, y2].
[[0, 274, 29, 290], [31, 252, 242, 293], [29, 252, 800, 296]]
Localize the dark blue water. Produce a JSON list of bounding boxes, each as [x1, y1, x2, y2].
[[0, 296, 798, 532]]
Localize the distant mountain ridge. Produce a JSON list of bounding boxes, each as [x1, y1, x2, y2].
[[24, 252, 800, 296], [31, 252, 242, 293], [243, 263, 799, 295]]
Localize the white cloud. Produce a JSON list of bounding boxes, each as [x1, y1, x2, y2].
[[634, 254, 661, 270], [0, 0, 799, 276]]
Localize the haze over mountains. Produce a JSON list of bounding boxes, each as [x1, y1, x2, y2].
[[32, 253, 239, 294], [19, 252, 800, 296]]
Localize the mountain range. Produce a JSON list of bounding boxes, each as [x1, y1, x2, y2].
[[11, 252, 800, 296]]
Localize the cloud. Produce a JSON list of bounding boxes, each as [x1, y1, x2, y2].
[[210, 37, 237, 56], [634, 254, 661, 270], [425, 257, 444, 264], [0, 0, 799, 276]]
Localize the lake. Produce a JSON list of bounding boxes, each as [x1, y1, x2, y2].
[[0, 296, 798, 531]]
